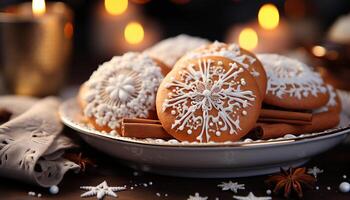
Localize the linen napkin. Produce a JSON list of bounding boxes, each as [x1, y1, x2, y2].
[[0, 96, 79, 187]]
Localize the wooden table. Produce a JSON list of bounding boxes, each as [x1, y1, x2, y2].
[[0, 136, 350, 200]]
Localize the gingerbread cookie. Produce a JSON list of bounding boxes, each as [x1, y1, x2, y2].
[[179, 41, 267, 97], [79, 52, 165, 134], [156, 56, 262, 142], [257, 54, 329, 110], [145, 34, 210, 68]]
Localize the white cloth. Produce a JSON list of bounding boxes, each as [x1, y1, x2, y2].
[[0, 96, 79, 187]]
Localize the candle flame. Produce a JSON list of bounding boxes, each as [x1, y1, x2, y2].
[[238, 28, 258, 51], [258, 4, 279, 30], [105, 0, 128, 15], [32, 0, 46, 16], [124, 22, 144, 45]]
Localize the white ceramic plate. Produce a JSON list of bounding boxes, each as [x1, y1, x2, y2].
[[59, 99, 350, 178]]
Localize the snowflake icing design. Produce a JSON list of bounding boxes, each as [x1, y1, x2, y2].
[[83, 53, 163, 131], [80, 181, 126, 200], [233, 192, 272, 200], [218, 181, 245, 193], [104, 71, 141, 105], [307, 166, 324, 178], [187, 193, 208, 200], [184, 41, 258, 76], [162, 59, 256, 142], [258, 54, 327, 99]]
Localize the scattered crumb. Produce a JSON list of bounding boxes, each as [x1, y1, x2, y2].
[[327, 186, 331, 190], [149, 181, 153, 185], [133, 171, 139, 176], [143, 183, 148, 187], [316, 186, 320, 190], [156, 192, 161, 197], [266, 189, 272, 195]]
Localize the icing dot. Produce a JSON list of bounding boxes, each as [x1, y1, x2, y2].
[[242, 110, 247, 116], [215, 131, 221, 136], [339, 182, 350, 193], [187, 130, 192, 134], [171, 110, 176, 115], [266, 190, 272, 195], [49, 186, 59, 195]]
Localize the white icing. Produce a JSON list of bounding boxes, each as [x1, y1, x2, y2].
[[182, 41, 259, 77], [162, 58, 256, 142], [257, 54, 327, 99], [83, 52, 163, 131], [315, 84, 338, 113], [233, 192, 272, 200], [218, 181, 245, 193], [145, 34, 210, 67]]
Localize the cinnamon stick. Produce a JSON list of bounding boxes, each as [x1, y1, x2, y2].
[[258, 118, 312, 125], [259, 109, 312, 121], [121, 118, 171, 139], [250, 111, 340, 140]]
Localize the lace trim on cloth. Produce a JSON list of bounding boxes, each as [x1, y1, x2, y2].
[[0, 97, 79, 187]]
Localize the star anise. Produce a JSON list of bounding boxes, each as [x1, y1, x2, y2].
[[266, 167, 316, 198], [0, 108, 12, 124], [63, 152, 96, 172]]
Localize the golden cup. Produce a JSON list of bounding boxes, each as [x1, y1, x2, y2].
[[0, 2, 73, 96]]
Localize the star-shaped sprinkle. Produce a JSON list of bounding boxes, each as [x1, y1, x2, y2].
[[187, 193, 208, 200], [307, 166, 324, 178], [80, 181, 126, 199], [217, 181, 245, 193], [233, 192, 272, 200]]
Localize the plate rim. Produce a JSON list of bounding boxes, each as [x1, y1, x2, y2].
[[59, 98, 350, 149]]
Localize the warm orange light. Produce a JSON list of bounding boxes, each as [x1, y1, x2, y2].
[[124, 22, 144, 45], [131, 0, 151, 4], [64, 22, 74, 39], [238, 28, 258, 51], [105, 0, 128, 15], [258, 4, 279, 30], [32, 0, 46, 16], [312, 45, 326, 57]]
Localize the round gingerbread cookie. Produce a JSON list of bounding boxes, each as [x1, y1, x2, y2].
[[156, 56, 262, 143], [145, 34, 210, 68], [80, 52, 165, 134], [178, 41, 267, 98], [257, 54, 329, 110]]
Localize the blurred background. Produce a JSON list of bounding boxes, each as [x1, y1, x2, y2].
[[0, 0, 350, 96]]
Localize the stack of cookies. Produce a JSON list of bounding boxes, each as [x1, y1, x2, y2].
[[78, 35, 342, 143]]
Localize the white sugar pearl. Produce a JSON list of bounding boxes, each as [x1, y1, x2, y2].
[[316, 186, 319, 190], [49, 185, 59, 195], [339, 182, 350, 193], [266, 189, 272, 195], [187, 130, 192, 134], [171, 110, 176, 115], [343, 175, 347, 179], [215, 131, 221, 136], [327, 186, 331, 190], [242, 110, 247, 116], [37, 193, 42, 198]]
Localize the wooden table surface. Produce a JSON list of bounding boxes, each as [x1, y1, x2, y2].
[[0, 133, 350, 200]]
